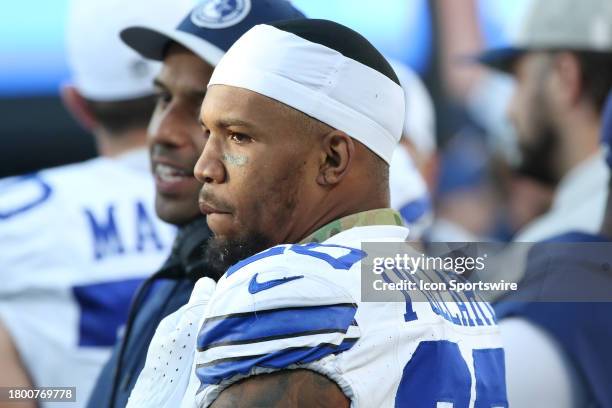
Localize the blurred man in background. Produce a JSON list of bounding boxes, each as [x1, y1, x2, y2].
[[388, 59, 437, 239], [87, 2, 306, 407], [0, 0, 185, 406], [479, 0, 612, 243], [475, 0, 612, 405], [494, 91, 612, 408]]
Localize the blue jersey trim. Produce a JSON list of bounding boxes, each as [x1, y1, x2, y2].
[[196, 338, 358, 387], [399, 196, 431, 224], [0, 173, 52, 220], [197, 303, 357, 352]]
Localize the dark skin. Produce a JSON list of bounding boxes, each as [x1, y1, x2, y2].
[[211, 370, 350, 408], [149, 44, 214, 225], [196, 85, 388, 245], [195, 85, 389, 406]]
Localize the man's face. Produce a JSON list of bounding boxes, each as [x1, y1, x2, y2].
[[148, 44, 214, 225], [507, 53, 560, 185], [195, 85, 321, 272]]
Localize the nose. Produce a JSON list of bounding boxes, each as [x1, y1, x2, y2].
[[194, 135, 226, 184]]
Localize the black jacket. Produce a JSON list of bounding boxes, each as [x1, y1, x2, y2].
[[87, 218, 213, 408]]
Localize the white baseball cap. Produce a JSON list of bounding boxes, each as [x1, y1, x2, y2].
[[478, 0, 612, 72], [389, 59, 436, 159], [65, 0, 196, 101]]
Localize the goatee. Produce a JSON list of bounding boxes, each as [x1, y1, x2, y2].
[[203, 232, 272, 279]]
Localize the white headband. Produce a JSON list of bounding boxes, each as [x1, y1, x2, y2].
[[207, 24, 405, 164]]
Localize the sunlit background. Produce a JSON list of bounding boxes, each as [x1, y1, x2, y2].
[[0, 0, 530, 177]]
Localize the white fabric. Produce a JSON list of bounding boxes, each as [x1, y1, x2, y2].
[[389, 146, 432, 239], [514, 150, 609, 242], [208, 24, 405, 164], [65, 0, 194, 100], [0, 150, 176, 408], [500, 318, 587, 408], [127, 278, 216, 408], [388, 59, 436, 159]]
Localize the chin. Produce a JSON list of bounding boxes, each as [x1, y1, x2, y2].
[[204, 230, 273, 279]]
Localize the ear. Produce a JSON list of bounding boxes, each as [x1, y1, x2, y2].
[[316, 130, 354, 186], [551, 52, 582, 108], [60, 84, 98, 131]]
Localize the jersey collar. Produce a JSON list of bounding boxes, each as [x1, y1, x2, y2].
[[300, 208, 404, 244]]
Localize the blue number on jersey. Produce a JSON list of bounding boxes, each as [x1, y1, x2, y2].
[[226, 243, 366, 277], [0, 173, 52, 220], [395, 341, 507, 407], [72, 278, 143, 347]]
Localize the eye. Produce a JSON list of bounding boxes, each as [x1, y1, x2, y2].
[[202, 128, 211, 140], [154, 90, 172, 108], [228, 131, 252, 144]]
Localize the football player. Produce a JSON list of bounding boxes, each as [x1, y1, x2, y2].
[[126, 19, 507, 408]]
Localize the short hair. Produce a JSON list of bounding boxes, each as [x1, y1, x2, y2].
[[83, 94, 156, 134], [573, 51, 612, 114]]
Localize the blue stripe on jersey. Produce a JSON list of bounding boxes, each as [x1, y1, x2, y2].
[[197, 303, 357, 352], [226, 246, 286, 277], [72, 278, 144, 347], [398, 196, 430, 224], [196, 338, 358, 387]]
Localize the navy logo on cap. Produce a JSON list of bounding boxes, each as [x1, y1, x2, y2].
[[190, 0, 251, 29]]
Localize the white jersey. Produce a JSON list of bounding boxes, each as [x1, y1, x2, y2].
[[128, 221, 507, 408], [0, 150, 175, 407], [514, 151, 609, 243]]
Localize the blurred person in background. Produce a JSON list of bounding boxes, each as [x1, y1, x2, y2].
[[428, 133, 500, 242], [0, 0, 186, 406], [87, 2, 306, 407], [494, 91, 612, 408], [474, 0, 612, 405], [388, 59, 437, 239], [478, 0, 612, 242], [433, 0, 558, 244]]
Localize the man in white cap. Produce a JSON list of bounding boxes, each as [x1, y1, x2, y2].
[[478, 0, 612, 243], [0, 0, 188, 405], [126, 19, 506, 408], [476, 0, 612, 405], [494, 92, 612, 407]]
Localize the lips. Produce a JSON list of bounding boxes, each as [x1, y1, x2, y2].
[[198, 202, 231, 216], [152, 161, 196, 194]]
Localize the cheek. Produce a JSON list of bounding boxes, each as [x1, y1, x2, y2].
[[508, 87, 533, 137], [229, 163, 297, 228]]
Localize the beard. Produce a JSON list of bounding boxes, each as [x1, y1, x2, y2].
[[203, 231, 273, 280], [516, 124, 559, 186], [201, 153, 305, 279], [515, 83, 561, 187]]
